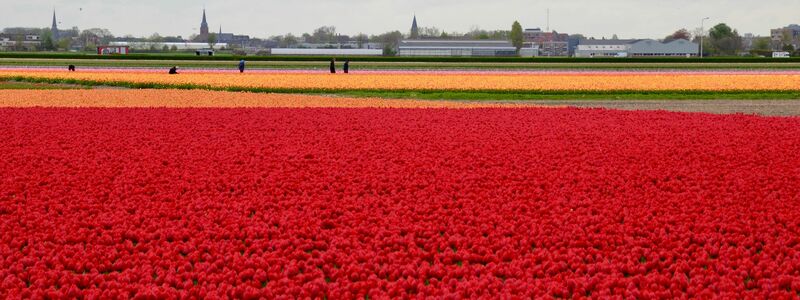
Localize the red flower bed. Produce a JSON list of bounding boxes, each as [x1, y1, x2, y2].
[[1, 108, 799, 298]]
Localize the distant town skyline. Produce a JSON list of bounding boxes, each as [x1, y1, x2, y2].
[[4, 0, 800, 39]]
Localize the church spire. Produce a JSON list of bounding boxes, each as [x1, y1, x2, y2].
[[410, 15, 419, 39], [200, 9, 209, 36], [51, 10, 59, 41]]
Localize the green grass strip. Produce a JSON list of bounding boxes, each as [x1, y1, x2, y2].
[[3, 76, 800, 100]]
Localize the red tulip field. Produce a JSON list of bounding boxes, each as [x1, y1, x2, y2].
[[1, 104, 800, 298]]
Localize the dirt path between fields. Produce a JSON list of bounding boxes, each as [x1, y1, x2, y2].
[[492, 100, 800, 116]]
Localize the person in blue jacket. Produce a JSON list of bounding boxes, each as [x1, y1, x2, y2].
[[238, 60, 246, 73]]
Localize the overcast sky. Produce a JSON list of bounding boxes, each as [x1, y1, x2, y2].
[[3, 0, 798, 39]]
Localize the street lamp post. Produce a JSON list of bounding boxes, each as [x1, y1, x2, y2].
[[700, 17, 710, 58]]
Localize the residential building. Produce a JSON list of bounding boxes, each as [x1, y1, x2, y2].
[[771, 24, 800, 50], [0, 33, 42, 50], [575, 39, 698, 57], [398, 40, 538, 57], [523, 28, 569, 56]]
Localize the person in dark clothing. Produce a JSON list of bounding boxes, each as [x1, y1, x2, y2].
[[169, 66, 179, 74], [343, 60, 350, 74], [329, 58, 336, 74], [68, 65, 76, 72], [238, 60, 246, 73]]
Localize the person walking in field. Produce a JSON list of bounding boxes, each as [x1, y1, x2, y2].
[[169, 66, 179, 74], [68, 65, 75, 72], [238, 60, 246, 73], [330, 58, 336, 74], [343, 60, 350, 74]]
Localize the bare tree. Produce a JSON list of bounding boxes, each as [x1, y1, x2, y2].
[[354, 33, 369, 48], [279, 33, 298, 47], [664, 29, 692, 42], [311, 26, 336, 43], [419, 27, 442, 38]]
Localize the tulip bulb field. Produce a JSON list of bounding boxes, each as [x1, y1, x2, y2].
[[1, 67, 800, 298]]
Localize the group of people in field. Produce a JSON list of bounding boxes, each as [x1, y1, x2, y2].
[[68, 58, 352, 75], [329, 58, 350, 74]]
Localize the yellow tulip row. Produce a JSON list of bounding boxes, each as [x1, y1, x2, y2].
[[2, 70, 800, 91]]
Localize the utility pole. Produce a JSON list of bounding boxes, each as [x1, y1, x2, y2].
[[546, 9, 550, 32], [700, 17, 709, 58], [546, 8, 551, 57]]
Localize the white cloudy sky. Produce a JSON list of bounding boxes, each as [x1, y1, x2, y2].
[[3, 0, 798, 38]]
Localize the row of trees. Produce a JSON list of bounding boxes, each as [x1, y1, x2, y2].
[[662, 24, 786, 56], [267, 25, 511, 54], [4, 27, 117, 51], [268, 27, 403, 55], [411, 26, 510, 40]]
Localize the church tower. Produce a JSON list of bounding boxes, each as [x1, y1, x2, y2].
[[200, 9, 209, 37], [410, 15, 419, 39], [51, 10, 59, 41]]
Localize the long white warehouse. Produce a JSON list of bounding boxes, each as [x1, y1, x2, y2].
[[270, 48, 383, 56]]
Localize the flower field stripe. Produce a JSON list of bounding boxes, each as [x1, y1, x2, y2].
[[2, 107, 800, 298], [0, 89, 541, 109], [7, 76, 800, 101], [5, 67, 800, 75], [3, 70, 800, 91]]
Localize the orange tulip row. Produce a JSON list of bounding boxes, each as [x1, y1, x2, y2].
[[0, 89, 540, 109], [2, 70, 800, 91]]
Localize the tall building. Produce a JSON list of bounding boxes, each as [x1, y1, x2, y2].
[[51, 10, 59, 41], [410, 15, 419, 39], [200, 9, 209, 38]]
